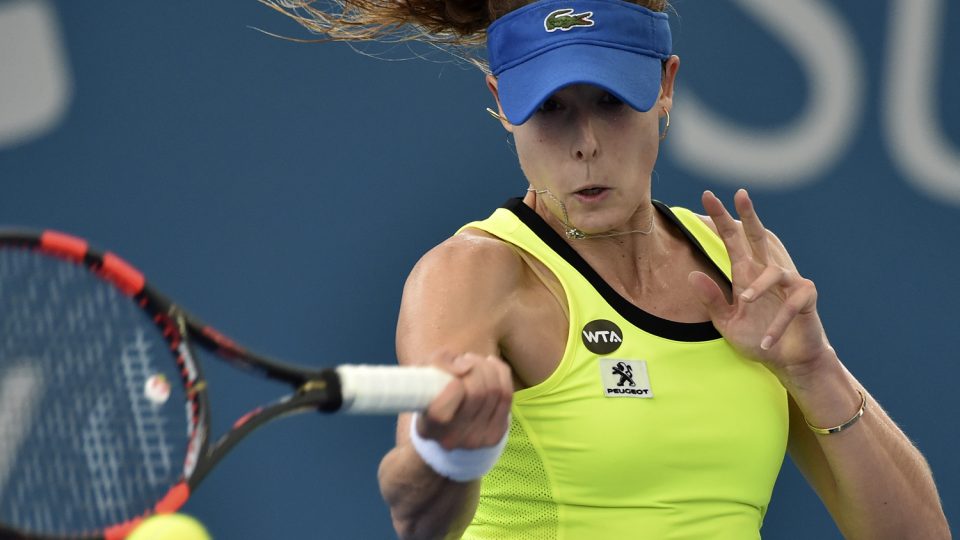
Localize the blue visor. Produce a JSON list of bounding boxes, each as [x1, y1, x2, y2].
[[487, 0, 672, 125]]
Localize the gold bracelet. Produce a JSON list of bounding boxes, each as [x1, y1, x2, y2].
[[805, 389, 867, 435]]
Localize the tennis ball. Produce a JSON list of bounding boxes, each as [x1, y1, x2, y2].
[[127, 513, 211, 540]]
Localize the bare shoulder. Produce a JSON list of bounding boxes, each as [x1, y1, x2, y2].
[[396, 229, 526, 364], [405, 228, 526, 298]]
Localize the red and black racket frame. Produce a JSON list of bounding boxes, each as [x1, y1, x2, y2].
[[0, 230, 344, 540]]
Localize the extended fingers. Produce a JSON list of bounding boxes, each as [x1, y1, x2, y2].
[[734, 189, 770, 263], [704, 189, 774, 268], [760, 278, 818, 350], [702, 191, 750, 263], [740, 264, 790, 303]]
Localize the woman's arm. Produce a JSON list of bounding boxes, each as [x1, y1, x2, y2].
[[783, 362, 949, 539], [378, 233, 520, 540], [690, 189, 950, 539]]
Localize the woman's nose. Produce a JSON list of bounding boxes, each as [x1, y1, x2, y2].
[[572, 115, 600, 161]]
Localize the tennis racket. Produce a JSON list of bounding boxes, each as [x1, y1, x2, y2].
[[0, 228, 452, 540]]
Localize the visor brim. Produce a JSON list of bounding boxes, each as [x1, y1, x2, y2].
[[497, 44, 664, 125]]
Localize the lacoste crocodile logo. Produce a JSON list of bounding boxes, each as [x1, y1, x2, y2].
[[544, 8, 595, 32]]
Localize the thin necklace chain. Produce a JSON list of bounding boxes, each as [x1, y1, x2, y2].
[[526, 188, 654, 240]]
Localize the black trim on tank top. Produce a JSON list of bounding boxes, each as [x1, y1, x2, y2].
[[502, 197, 723, 342], [650, 199, 733, 288]]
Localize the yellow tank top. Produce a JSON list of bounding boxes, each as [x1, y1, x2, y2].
[[459, 199, 789, 540]]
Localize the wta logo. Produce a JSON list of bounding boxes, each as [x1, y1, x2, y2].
[[581, 319, 623, 354]]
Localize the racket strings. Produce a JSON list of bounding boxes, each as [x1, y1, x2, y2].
[[0, 248, 190, 535]]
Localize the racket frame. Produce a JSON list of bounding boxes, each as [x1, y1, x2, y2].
[[0, 229, 345, 540]]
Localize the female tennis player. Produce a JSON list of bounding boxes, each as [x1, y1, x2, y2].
[[270, 0, 950, 537]]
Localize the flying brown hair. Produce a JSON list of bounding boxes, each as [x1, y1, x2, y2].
[[259, 0, 669, 71]]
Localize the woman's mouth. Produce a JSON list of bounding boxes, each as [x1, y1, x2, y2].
[[574, 187, 610, 201]]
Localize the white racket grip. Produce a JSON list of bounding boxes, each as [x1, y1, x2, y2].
[[335, 365, 454, 414]]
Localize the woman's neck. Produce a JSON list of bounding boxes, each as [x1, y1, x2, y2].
[[524, 189, 670, 295]]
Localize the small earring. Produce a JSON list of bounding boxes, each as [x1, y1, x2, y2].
[[659, 108, 670, 141], [486, 107, 509, 123]]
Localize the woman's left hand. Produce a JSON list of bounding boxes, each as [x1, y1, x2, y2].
[[688, 189, 834, 382]]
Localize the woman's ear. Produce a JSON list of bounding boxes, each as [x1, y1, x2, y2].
[[486, 74, 514, 132], [658, 55, 681, 113]]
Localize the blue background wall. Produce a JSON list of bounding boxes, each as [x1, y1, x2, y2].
[[1, 0, 956, 537]]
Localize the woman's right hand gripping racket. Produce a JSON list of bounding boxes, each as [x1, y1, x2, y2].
[[0, 229, 452, 539]]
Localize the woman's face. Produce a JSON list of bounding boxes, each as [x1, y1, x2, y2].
[[487, 56, 679, 235]]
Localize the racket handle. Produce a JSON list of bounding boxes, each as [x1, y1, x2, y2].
[[335, 365, 453, 414]]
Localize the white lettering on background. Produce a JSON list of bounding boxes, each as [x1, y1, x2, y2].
[[671, 0, 864, 187], [883, 0, 960, 204]]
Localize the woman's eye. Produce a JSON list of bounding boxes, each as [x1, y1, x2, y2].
[[600, 92, 624, 106], [537, 98, 562, 113]]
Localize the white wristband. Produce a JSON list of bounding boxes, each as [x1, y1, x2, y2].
[[408, 412, 509, 482]]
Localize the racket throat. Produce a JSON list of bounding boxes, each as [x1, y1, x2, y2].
[[296, 369, 343, 413]]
